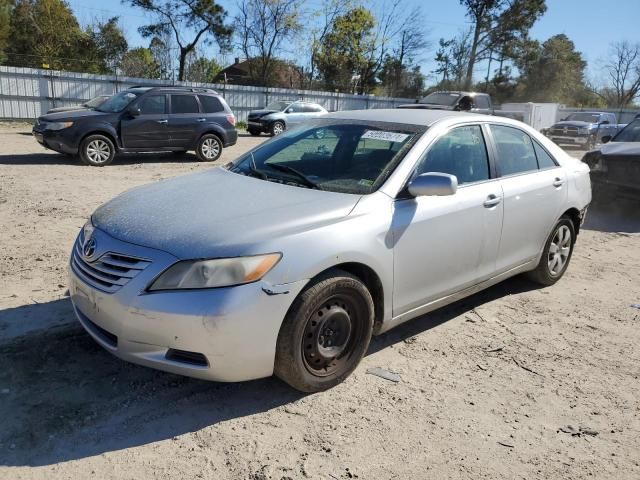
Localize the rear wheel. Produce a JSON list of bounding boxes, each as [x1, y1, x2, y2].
[[79, 134, 115, 167], [527, 217, 575, 286], [275, 270, 374, 392], [195, 134, 222, 162]]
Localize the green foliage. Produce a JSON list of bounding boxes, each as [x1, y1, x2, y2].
[[119, 47, 160, 78], [0, 0, 13, 63], [88, 17, 128, 73], [315, 6, 376, 92], [128, 0, 232, 81], [184, 55, 222, 83]]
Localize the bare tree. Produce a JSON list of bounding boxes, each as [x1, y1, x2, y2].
[[234, 0, 302, 86], [602, 41, 640, 108]]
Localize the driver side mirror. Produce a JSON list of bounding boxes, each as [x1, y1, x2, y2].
[[601, 135, 612, 144], [408, 173, 458, 197], [128, 106, 141, 117]]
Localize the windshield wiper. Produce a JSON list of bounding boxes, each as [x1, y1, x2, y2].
[[265, 163, 322, 190], [247, 152, 268, 179]]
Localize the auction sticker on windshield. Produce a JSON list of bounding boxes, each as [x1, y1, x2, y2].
[[361, 130, 410, 142]]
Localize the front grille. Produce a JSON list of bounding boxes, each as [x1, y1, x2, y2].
[[605, 157, 640, 187], [550, 126, 580, 137], [71, 234, 151, 293]]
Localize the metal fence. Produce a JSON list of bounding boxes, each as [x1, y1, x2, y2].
[[0, 66, 415, 122]]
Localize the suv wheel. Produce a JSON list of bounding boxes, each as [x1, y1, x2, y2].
[[274, 270, 374, 392], [80, 134, 115, 167], [270, 121, 285, 136], [196, 134, 223, 162]]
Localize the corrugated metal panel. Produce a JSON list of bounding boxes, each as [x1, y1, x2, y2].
[[0, 65, 417, 121]]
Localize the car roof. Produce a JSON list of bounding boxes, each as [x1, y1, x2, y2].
[[324, 109, 484, 127]]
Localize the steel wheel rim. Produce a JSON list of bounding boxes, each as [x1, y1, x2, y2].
[[201, 138, 220, 159], [302, 293, 365, 377], [273, 123, 284, 135], [86, 140, 111, 163], [548, 225, 571, 276]]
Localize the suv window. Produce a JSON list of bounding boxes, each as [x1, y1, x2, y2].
[[302, 104, 320, 113], [415, 125, 489, 184], [474, 96, 489, 109], [198, 95, 224, 113], [533, 141, 557, 169], [171, 95, 199, 114], [490, 125, 538, 176], [138, 95, 166, 115], [287, 103, 305, 113]]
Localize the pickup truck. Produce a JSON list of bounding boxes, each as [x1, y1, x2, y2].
[[545, 112, 624, 150], [397, 91, 494, 115]]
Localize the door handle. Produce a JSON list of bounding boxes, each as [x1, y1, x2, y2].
[[197, 118, 207, 122], [553, 177, 565, 187], [483, 194, 502, 208], [156, 119, 168, 124]]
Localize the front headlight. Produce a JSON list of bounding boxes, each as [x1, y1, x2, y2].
[[148, 253, 282, 291], [46, 121, 74, 130], [82, 219, 95, 240], [578, 127, 590, 135]]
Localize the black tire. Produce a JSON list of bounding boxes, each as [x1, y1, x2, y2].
[[248, 128, 261, 136], [79, 134, 115, 167], [274, 270, 374, 393], [195, 133, 223, 162], [270, 121, 285, 136], [527, 217, 575, 286]]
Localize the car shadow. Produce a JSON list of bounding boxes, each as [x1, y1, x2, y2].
[[582, 185, 640, 233], [0, 274, 540, 467], [0, 151, 200, 166]]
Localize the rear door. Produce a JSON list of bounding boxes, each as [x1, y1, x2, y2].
[[487, 124, 568, 273], [168, 94, 202, 148], [120, 94, 169, 148]]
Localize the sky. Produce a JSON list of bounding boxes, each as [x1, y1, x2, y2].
[[67, 0, 640, 84]]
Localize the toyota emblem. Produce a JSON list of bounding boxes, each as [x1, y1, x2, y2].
[[83, 237, 97, 259]]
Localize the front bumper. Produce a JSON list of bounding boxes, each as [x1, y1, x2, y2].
[[32, 127, 78, 154], [68, 227, 307, 382], [247, 119, 270, 132], [548, 135, 588, 146]]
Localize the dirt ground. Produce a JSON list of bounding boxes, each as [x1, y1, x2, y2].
[[1, 123, 639, 480]]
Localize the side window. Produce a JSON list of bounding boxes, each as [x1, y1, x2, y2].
[[198, 95, 224, 113], [138, 95, 166, 115], [171, 95, 199, 114], [490, 125, 538, 176], [533, 141, 558, 169], [415, 125, 490, 184], [608, 114, 616, 124], [475, 96, 489, 109], [287, 103, 304, 113]]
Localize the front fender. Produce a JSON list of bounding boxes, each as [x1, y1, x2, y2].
[[74, 122, 121, 149]]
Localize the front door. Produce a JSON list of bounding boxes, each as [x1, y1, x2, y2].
[[487, 124, 568, 273], [392, 125, 504, 317], [121, 94, 169, 148]]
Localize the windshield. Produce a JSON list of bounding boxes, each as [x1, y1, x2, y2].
[[265, 100, 291, 111], [85, 95, 109, 108], [96, 91, 139, 113], [420, 92, 461, 106], [613, 119, 640, 142], [228, 122, 419, 194], [565, 113, 600, 123]]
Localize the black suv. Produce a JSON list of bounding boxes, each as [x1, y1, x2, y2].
[[32, 86, 238, 166]]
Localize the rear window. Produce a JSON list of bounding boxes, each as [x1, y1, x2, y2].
[[171, 95, 199, 114], [198, 95, 225, 113]]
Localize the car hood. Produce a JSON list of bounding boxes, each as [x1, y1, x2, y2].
[[551, 121, 594, 129], [92, 168, 362, 259], [248, 109, 280, 117], [40, 109, 111, 122], [47, 105, 87, 114], [600, 141, 640, 157]]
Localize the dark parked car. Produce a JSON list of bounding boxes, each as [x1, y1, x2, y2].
[[398, 91, 494, 115], [46, 94, 111, 114], [33, 86, 237, 166], [546, 112, 623, 150], [582, 118, 640, 198]]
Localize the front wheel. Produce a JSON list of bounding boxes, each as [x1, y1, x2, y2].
[[195, 134, 223, 162], [270, 121, 285, 136], [527, 217, 575, 286], [79, 134, 115, 166], [274, 270, 374, 392]]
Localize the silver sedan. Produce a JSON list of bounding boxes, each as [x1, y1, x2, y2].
[[69, 109, 592, 392]]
